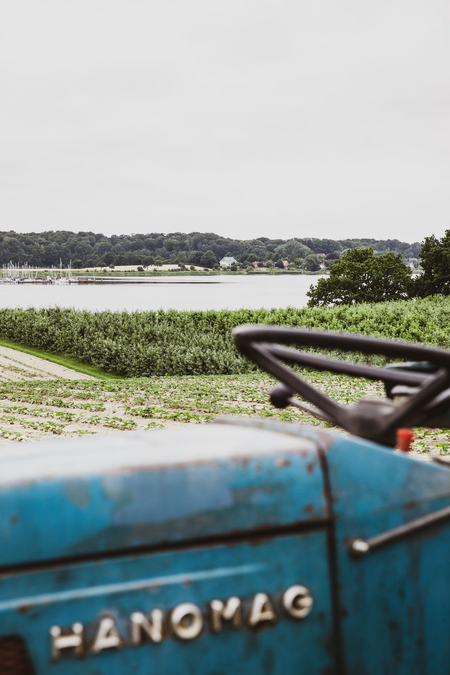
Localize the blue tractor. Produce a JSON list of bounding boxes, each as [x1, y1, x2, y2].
[[1, 326, 450, 674]]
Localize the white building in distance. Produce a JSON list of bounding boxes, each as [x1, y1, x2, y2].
[[219, 257, 237, 267]]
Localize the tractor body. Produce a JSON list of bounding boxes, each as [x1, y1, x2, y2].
[[1, 418, 450, 674]]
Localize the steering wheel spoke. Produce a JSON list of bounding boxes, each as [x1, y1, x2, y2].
[[269, 383, 333, 422], [233, 325, 450, 447]]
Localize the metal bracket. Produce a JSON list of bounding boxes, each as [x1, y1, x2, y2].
[[349, 503, 450, 558]]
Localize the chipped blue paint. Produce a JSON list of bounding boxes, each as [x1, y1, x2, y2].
[[0, 425, 326, 567], [325, 434, 450, 674], [65, 478, 91, 509]]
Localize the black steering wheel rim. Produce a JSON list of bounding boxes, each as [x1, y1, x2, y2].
[[232, 325, 450, 447]]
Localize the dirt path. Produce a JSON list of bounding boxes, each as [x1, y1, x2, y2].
[[0, 346, 95, 381]]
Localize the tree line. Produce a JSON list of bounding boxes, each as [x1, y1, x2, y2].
[[0, 230, 421, 269]]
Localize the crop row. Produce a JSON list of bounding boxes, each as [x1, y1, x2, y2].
[[0, 297, 450, 377], [1, 374, 450, 455]]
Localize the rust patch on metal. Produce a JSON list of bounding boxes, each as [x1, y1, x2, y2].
[[275, 458, 290, 467], [303, 504, 315, 514], [16, 604, 32, 614]]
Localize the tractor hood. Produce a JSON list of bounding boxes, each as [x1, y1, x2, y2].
[[0, 423, 329, 568]]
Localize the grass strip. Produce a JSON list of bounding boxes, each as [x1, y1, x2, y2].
[[0, 339, 121, 380]]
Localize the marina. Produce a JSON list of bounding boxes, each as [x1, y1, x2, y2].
[[0, 262, 75, 284], [0, 276, 220, 285], [1, 277, 75, 284]]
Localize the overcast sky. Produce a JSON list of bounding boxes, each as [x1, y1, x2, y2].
[[1, 1, 449, 243]]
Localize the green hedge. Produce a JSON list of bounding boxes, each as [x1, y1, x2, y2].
[[0, 297, 449, 376]]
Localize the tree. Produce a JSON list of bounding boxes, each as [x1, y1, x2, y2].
[[275, 259, 284, 269], [104, 252, 115, 265], [306, 248, 413, 307], [303, 254, 321, 272], [200, 250, 217, 268], [415, 230, 450, 297], [274, 241, 311, 261]]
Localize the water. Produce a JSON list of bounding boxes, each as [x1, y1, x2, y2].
[[0, 275, 325, 312]]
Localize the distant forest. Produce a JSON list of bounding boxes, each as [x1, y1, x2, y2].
[[0, 230, 421, 268]]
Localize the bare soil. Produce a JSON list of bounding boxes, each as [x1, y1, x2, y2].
[[0, 350, 442, 463], [0, 346, 95, 381]]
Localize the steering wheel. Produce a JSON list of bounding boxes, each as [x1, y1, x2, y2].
[[233, 325, 450, 447]]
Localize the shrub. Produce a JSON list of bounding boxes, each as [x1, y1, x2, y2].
[[1, 298, 450, 376]]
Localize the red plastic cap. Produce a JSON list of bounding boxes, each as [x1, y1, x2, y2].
[[396, 428, 415, 452]]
